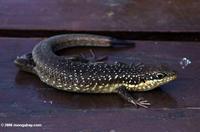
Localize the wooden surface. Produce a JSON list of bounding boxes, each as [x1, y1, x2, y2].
[[0, 0, 200, 131], [0, 0, 200, 32], [0, 38, 200, 131]]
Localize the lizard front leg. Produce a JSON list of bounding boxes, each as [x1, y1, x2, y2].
[[116, 86, 151, 108]]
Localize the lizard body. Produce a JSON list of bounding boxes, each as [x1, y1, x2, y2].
[[14, 34, 177, 108]]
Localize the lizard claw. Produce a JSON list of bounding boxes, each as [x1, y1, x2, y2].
[[130, 98, 151, 108]]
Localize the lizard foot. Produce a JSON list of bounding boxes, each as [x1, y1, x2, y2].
[[80, 49, 108, 63], [131, 98, 151, 108], [116, 86, 151, 109]]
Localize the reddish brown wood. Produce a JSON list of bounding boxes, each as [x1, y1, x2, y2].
[[0, 37, 199, 131], [0, 0, 200, 32], [1, 109, 199, 132]]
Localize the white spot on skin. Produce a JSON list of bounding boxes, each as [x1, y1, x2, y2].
[[85, 85, 90, 87]]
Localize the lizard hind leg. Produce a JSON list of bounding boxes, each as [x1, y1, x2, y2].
[[14, 53, 37, 74], [80, 49, 108, 63]]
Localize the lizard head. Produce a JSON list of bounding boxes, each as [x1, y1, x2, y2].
[[14, 53, 36, 74], [126, 64, 177, 91]]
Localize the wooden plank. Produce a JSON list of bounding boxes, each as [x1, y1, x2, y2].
[[0, 0, 200, 32], [0, 37, 199, 131], [1, 109, 199, 132]]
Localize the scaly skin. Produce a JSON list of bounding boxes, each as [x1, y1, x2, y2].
[[14, 34, 177, 108]]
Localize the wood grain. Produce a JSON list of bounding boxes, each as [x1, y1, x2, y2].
[[0, 0, 200, 32], [0, 37, 199, 131]]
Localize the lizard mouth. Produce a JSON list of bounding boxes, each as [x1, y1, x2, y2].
[[140, 73, 177, 91], [156, 73, 177, 86], [125, 72, 177, 92]]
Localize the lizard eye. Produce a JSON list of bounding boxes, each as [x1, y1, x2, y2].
[[156, 73, 165, 79]]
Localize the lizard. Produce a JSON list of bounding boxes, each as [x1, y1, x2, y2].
[[14, 34, 177, 108]]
